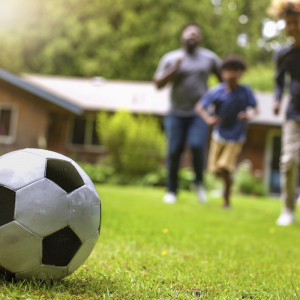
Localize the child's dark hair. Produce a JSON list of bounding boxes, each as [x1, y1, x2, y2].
[[221, 55, 247, 71]]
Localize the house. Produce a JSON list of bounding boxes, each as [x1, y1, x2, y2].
[[239, 92, 288, 194], [0, 69, 287, 193], [0, 70, 81, 156]]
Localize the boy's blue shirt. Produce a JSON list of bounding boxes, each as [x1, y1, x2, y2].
[[200, 83, 257, 142]]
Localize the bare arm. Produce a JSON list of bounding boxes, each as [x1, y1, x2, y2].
[[153, 57, 182, 89], [238, 107, 258, 121], [196, 102, 220, 125], [273, 101, 281, 115], [273, 50, 285, 115]]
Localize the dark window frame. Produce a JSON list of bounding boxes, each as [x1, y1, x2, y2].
[[69, 114, 101, 148], [0, 105, 17, 144]]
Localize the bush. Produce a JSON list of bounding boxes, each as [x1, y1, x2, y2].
[[141, 168, 167, 187], [209, 65, 274, 92], [97, 110, 166, 176], [80, 159, 268, 196], [79, 161, 224, 192], [204, 172, 223, 192], [241, 65, 274, 92], [78, 163, 114, 183], [233, 160, 266, 196]]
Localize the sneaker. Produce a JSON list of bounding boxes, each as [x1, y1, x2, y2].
[[163, 192, 177, 204], [276, 210, 295, 226], [196, 184, 207, 203]]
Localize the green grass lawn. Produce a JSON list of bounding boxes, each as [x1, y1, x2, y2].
[[1, 185, 300, 299]]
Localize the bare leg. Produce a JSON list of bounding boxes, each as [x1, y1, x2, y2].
[[215, 168, 232, 208]]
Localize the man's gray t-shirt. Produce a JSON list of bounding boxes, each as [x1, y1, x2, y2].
[[155, 48, 221, 116]]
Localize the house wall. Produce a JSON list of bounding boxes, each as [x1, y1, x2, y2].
[[47, 113, 71, 154], [0, 83, 49, 154], [0, 82, 72, 156], [240, 125, 270, 172]]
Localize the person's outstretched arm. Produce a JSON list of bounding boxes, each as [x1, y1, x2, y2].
[[273, 50, 285, 115]]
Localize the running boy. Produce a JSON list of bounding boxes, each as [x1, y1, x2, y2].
[[196, 55, 258, 208], [269, 0, 300, 225]]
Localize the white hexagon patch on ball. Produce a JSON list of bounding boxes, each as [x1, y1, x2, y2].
[[0, 148, 101, 281]]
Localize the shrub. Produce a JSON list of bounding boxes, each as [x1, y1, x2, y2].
[[233, 160, 266, 196], [140, 167, 223, 191], [204, 172, 223, 192], [209, 65, 274, 92], [79, 160, 224, 192], [97, 110, 166, 176], [78, 162, 114, 183], [97, 110, 133, 171], [141, 167, 167, 187]]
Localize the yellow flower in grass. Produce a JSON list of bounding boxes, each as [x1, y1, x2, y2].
[[269, 227, 276, 234], [162, 228, 168, 234], [161, 250, 168, 256]]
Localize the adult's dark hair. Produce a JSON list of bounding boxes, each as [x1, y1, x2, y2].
[[221, 55, 247, 71], [181, 22, 201, 33]]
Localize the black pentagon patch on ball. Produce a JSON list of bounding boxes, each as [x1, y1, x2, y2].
[[0, 265, 15, 281], [46, 159, 84, 193], [0, 185, 15, 226], [42, 226, 82, 267]]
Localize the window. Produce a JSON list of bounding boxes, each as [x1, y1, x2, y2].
[[71, 117, 86, 145], [70, 115, 100, 147], [0, 106, 17, 144]]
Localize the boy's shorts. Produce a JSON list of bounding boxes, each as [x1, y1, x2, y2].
[[208, 138, 243, 174]]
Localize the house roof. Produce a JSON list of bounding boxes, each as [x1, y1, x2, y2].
[[23, 74, 170, 116], [250, 92, 288, 126], [0, 69, 82, 114], [23, 73, 288, 126]]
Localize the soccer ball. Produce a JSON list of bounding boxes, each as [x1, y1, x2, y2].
[[0, 148, 101, 281]]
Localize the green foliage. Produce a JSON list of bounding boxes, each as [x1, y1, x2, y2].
[[233, 160, 267, 196], [204, 171, 223, 191], [122, 115, 165, 175], [97, 110, 133, 172], [177, 168, 222, 191], [79, 161, 224, 194], [241, 64, 274, 91], [96, 110, 165, 177], [141, 168, 167, 187], [209, 64, 274, 91], [177, 168, 194, 190], [0, 0, 280, 83], [78, 162, 114, 184]]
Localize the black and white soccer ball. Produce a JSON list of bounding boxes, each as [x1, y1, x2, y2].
[[0, 148, 101, 280]]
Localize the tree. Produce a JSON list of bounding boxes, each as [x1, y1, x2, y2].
[[0, 0, 275, 79]]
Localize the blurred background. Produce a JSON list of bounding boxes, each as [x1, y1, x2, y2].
[[0, 0, 286, 82], [0, 0, 290, 196]]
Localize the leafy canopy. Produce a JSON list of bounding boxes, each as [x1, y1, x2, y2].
[[0, 0, 278, 80]]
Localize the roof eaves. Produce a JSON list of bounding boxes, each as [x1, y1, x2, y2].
[[0, 69, 82, 115]]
